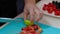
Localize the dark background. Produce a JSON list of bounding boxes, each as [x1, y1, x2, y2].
[[0, 0, 24, 27]]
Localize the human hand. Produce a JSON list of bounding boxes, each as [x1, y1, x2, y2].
[[24, 0, 43, 22]]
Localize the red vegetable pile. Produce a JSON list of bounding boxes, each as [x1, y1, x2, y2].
[[20, 24, 42, 34], [43, 1, 60, 16]]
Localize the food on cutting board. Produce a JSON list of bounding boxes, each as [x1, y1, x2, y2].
[[20, 24, 42, 34], [24, 20, 34, 26], [43, 1, 60, 16]]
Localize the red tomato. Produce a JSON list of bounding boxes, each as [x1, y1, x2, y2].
[[22, 28, 27, 31], [48, 3, 54, 7], [43, 4, 48, 11], [43, 7, 46, 10], [47, 7, 53, 14], [20, 32, 24, 34], [26, 26, 35, 31], [20, 31, 26, 34], [52, 5, 56, 11], [31, 31, 36, 34], [47, 3, 57, 14], [44, 4, 47, 7], [54, 9, 60, 16], [31, 32, 40, 34], [53, 7, 56, 11], [35, 32, 40, 34], [32, 24, 38, 30]]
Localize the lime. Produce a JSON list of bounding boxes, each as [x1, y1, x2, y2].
[[24, 20, 34, 26]]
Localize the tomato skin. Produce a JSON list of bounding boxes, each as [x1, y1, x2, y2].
[[44, 4, 48, 7], [54, 9, 60, 16], [22, 28, 27, 31], [20, 31, 27, 34], [21, 24, 41, 34], [47, 6, 53, 14], [43, 7, 46, 10], [53, 6, 56, 11], [26, 26, 33, 31], [32, 24, 38, 30], [43, 4, 48, 11], [47, 3, 56, 14], [48, 3, 54, 7]]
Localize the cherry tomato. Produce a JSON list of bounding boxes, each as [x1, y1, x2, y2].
[[48, 3, 54, 7], [35, 32, 40, 34], [44, 4, 48, 7], [47, 7, 53, 14], [52, 5, 56, 11], [54, 9, 60, 16], [26, 26, 33, 31], [32, 24, 38, 30], [43, 4, 48, 11], [20, 31, 26, 34], [22, 28, 27, 32]]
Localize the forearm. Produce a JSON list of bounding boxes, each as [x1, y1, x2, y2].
[[25, 0, 36, 4]]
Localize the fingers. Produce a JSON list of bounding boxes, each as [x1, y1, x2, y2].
[[39, 13, 43, 19], [34, 6, 43, 21], [29, 8, 35, 22], [24, 5, 43, 22], [24, 9, 29, 20]]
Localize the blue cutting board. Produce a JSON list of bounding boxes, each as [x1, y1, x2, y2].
[[0, 18, 60, 34]]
